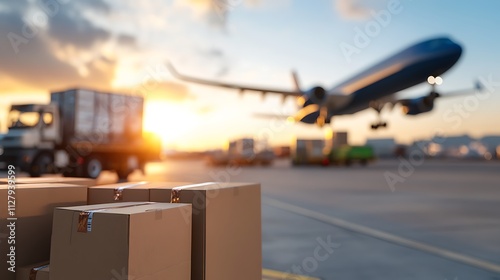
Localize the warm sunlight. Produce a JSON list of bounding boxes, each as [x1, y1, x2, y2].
[[143, 101, 200, 148]]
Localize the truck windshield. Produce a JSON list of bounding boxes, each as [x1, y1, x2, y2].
[[8, 109, 40, 129]]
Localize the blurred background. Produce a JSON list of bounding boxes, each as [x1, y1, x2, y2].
[[1, 2, 500, 279], [1, 0, 499, 153]]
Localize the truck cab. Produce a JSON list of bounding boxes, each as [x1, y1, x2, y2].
[[0, 103, 61, 175]]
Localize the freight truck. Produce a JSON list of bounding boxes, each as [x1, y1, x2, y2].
[[329, 145, 375, 166], [291, 138, 375, 166], [291, 139, 329, 166], [206, 138, 275, 166], [0, 88, 161, 179]]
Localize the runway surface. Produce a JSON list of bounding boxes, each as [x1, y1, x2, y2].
[[124, 158, 500, 279], [3, 159, 500, 279]]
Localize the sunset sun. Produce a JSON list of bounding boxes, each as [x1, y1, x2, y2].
[[143, 101, 200, 147]]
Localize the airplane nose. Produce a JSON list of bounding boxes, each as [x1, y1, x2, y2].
[[450, 42, 463, 61]]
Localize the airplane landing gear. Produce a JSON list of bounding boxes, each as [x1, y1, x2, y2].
[[371, 122, 387, 130], [369, 101, 388, 130]]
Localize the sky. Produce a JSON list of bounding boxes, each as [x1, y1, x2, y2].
[[0, 0, 499, 151]]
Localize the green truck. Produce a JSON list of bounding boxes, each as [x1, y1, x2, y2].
[[291, 138, 375, 167], [328, 145, 375, 166]]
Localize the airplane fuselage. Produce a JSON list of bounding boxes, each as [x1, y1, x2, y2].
[[168, 36, 466, 127], [330, 37, 462, 116]]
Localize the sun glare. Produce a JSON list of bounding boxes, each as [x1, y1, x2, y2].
[[143, 102, 199, 147]]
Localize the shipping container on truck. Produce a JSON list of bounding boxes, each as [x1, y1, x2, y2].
[[0, 88, 161, 179], [291, 139, 329, 166], [206, 138, 274, 166]]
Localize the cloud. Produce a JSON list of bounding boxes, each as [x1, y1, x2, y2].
[[0, 0, 128, 94], [117, 34, 137, 47], [48, 10, 111, 49], [177, 0, 264, 28], [202, 48, 225, 58], [335, 0, 388, 20], [196, 105, 214, 115], [133, 81, 195, 103], [198, 47, 231, 76], [79, 0, 111, 14], [1, 11, 102, 91]]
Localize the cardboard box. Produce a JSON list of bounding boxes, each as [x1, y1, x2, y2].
[[0, 184, 88, 280], [88, 181, 192, 204], [151, 182, 262, 280], [50, 202, 192, 280], [0, 177, 95, 186], [16, 262, 49, 280]]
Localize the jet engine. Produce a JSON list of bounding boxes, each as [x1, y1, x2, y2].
[[401, 91, 440, 115], [295, 86, 329, 126]]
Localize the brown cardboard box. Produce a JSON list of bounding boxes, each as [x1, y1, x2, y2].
[[151, 182, 262, 280], [88, 181, 192, 204], [0, 177, 95, 186], [16, 262, 49, 280], [50, 202, 192, 280], [0, 184, 88, 280]]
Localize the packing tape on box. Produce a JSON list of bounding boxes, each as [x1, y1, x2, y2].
[[77, 202, 154, 233], [29, 264, 49, 280], [113, 181, 149, 201], [170, 182, 215, 203]]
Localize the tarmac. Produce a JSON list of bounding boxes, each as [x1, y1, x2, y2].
[[3, 158, 500, 279], [124, 158, 500, 280]]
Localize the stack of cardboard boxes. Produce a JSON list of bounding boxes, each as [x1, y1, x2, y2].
[[0, 178, 262, 280], [0, 178, 92, 280]]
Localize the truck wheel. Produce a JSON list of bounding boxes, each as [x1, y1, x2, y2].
[[29, 153, 54, 177], [84, 157, 102, 179]]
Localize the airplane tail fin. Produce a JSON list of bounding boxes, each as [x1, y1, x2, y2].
[[292, 70, 302, 93]]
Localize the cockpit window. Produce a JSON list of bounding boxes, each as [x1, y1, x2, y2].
[[42, 112, 53, 125], [8, 110, 40, 129]]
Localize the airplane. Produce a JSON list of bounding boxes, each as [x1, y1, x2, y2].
[[167, 36, 481, 130]]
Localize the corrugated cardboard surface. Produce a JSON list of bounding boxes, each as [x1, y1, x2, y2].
[[88, 181, 191, 204], [0, 184, 88, 280], [160, 182, 262, 280], [0, 177, 95, 186], [205, 183, 262, 280], [50, 202, 192, 280], [15, 262, 49, 280]]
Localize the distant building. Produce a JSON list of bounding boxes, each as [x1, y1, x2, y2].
[[410, 134, 500, 160], [480, 136, 500, 158]]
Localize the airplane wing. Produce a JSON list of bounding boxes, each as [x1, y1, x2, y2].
[[167, 62, 302, 97], [391, 80, 483, 106], [434, 80, 484, 98], [386, 80, 484, 115]]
